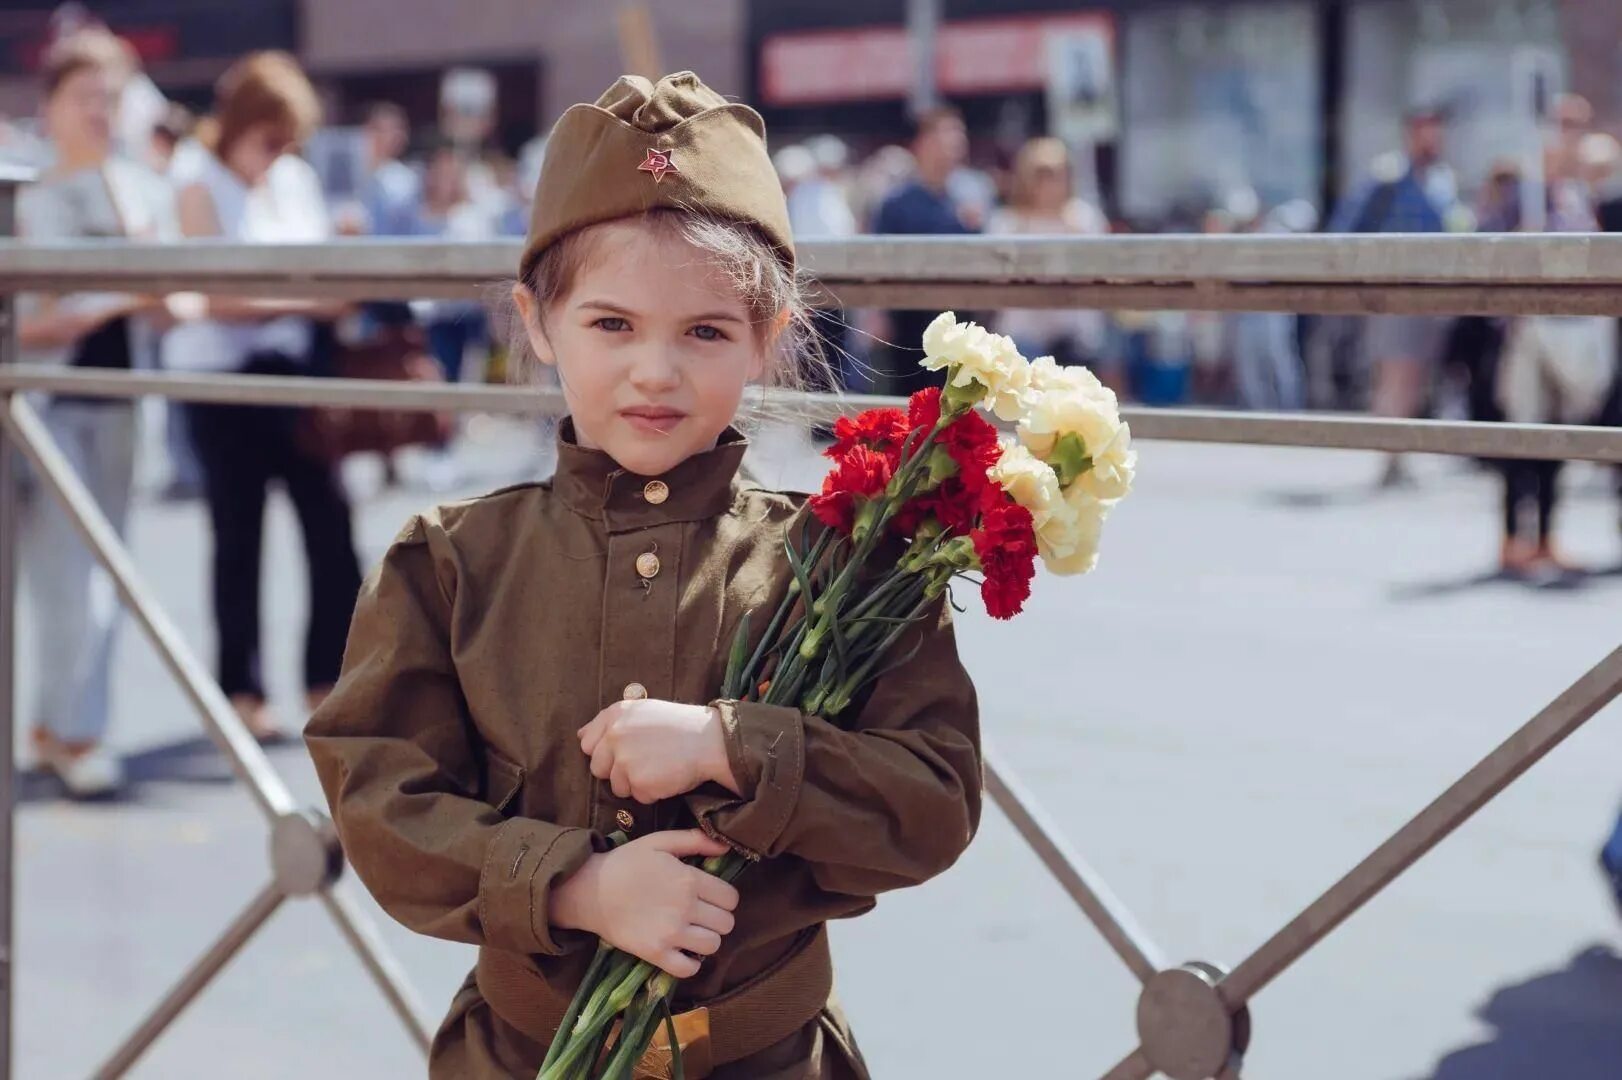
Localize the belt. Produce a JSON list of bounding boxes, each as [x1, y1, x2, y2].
[[478, 925, 833, 1078]]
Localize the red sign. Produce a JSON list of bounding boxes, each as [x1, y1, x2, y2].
[[761, 13, 1113, 106]]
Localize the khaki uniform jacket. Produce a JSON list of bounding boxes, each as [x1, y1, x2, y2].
[[305, 427, 983, 1077]]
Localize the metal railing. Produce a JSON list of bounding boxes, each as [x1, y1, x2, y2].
[[0, 170, 1619, 1079]]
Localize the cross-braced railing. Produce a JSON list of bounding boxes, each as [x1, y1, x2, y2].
[[1, 167, 1619, 1078]]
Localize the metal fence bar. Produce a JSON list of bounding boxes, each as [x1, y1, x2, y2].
[[983, 747, 1164, 985], [1099, 1045, 1156, 1080], [319, 887, 434, 1051], [6, 235, 1622, 313], [92, 880, 285, 1079], [0, 393, 296, 821], [2, 366, 1621, 464], [1217, 645, 1622, 1010], [0, 167, 23, 1080]]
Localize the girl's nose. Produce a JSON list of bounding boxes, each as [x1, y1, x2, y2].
[[627, 346, 682, 392]]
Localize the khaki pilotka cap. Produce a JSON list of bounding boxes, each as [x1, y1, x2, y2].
[[520, 70, 796, 282]]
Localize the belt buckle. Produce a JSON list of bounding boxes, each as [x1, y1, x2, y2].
[[634, 1005, 713, 1079]]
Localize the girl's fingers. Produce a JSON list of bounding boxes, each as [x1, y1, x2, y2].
[[610, 760, 633, 799], [658, 950, 701, 980], [588, 743, 614, 781], [578, 711, 608, 753], [695, 872, 741, 912], [690, 899, 736, 937], [677, 925, 723, 957]]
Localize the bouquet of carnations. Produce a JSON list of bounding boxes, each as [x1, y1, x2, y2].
[[538, 312, 1136, 1079]]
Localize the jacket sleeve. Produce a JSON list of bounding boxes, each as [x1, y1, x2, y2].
[[305, 518, 599, 955], [685, 599, 982, 897]]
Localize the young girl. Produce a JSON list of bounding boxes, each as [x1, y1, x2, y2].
[[306, 71, 982, 1079]]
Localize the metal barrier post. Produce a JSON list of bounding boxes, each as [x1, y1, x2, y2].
[[0, 165, 30, 1080]]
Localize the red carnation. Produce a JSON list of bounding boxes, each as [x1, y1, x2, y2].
[[971, 501, 1037, 620], [908, 387, 942, 432], [830, 406, 910, 463], [809, 445, 894, 534]]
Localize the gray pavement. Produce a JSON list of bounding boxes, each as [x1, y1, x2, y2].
[[12, 417, 1622, 1079]]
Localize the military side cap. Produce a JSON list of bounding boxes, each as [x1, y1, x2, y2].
[[521, 70, 794, 280]]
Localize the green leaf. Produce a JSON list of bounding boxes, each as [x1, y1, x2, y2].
[[660, 998, 686, 1080], [1048, 431, 1093, 488], [722, 612, 751, 700]]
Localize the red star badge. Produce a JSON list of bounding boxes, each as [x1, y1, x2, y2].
[[637, 147, 677, 183]]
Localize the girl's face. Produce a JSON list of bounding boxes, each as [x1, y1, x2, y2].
[[514, 220, 768, 478]]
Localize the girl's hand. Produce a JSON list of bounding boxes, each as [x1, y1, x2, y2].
[[578, 699, 740, 804], [551, 830, 739, 978]]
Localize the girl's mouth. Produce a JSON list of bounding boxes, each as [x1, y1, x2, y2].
[[621, 406, 687, 434]]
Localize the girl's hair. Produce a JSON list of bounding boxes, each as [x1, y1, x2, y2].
[[198, 50, 321, 161], [512, 208, 840, 410]]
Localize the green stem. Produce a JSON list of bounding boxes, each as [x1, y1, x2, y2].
[[596, 989, 666, 1080], [538, 957, 652, 1080], [538, 941, 614, 1074]]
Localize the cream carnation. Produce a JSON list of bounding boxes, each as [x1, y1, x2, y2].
[[919, 311, 1032, 421]]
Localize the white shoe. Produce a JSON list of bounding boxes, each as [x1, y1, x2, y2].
[[34, 738, 124, 800]]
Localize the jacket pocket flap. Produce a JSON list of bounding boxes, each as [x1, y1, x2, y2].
[[482, 748, 525, 814]]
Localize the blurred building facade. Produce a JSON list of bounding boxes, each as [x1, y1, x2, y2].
[[0, 0, 1617, 220]]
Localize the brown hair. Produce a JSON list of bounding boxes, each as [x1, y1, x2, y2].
[[514, 209, 838, 401], [200, 50, 320, 161], [40, 31, 126, 99]]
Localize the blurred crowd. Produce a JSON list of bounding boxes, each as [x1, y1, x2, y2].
[[4, 12, 1622, 801]]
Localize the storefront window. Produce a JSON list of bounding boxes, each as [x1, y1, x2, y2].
[[1120, 2, 1320, 224], [1342, 0, 1564, 200]]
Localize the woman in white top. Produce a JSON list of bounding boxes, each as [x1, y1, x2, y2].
[[17, 36, 179, 798], [988, 137, 1111, 378], [167, 51, 361, 742]]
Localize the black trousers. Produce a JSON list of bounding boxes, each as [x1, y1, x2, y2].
[[187, 355, 362, 699], [1501, 459, 1563, 544]]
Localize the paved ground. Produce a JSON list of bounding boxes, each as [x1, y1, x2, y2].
[[12, 415, 1622, 1079]]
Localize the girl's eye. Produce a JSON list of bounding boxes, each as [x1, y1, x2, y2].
[[592, 316, 629, 333], [689, 323, 727, 342]]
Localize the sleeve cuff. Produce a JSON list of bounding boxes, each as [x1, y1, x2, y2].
[[478, 818, 600, 956], [685, 700, 805, 860]]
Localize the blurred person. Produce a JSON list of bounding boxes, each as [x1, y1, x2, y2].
[[1329, 105, 1460, 488], [148, 101, 193, 174], [872, 106, 979, 395], [851, 142, 914, 229], [987, 136, 1109, 376], [43, 10, 168, 164], [16, 35, 179, 797], [358, 101, 418, 235], [164, 51, 363, 741], [1491, 129, 1616, 576], [1232, 200, 1311, 411], [1591, 138, 1622, 546], [378, 137, 494, 489], [777, 141, 864, 398]]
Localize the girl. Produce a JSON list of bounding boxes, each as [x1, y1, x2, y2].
[[18, 32, 179, 797], [307, 72, 982, 1079]]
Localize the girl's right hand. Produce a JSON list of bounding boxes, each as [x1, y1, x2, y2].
[[551, 829, 740, 978]]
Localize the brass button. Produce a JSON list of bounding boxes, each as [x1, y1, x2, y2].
[[615, 809, 635, 830], [635, 552, 661, 579], [622, 682, 648, 701], [643, 480, 669, 505]]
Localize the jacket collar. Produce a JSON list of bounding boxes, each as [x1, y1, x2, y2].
[[552, 419, 750, 531]]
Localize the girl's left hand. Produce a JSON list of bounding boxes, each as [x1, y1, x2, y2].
[[578, 700, 741, 804]]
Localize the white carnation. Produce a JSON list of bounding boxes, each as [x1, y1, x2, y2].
[[919, 311, 1032, 421]]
